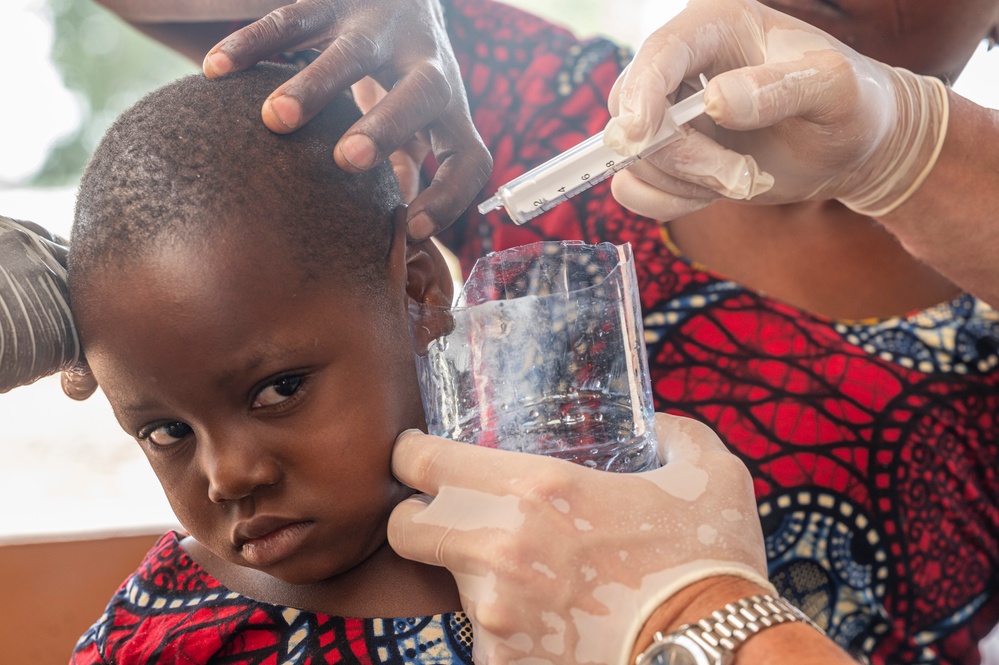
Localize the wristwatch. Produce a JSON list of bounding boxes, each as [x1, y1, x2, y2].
[[634, 594, 822, 665]]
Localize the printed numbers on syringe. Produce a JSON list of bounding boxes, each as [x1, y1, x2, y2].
[[479, 86, 708, 225], [530, 142, 626, 209], [484, 131, 633, 225]]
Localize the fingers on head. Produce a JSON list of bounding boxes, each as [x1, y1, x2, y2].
[[339, 64, 451, 170], [406, 126, 492, 240], [262, 30, 381, 133], [209, 2, 337, 75]]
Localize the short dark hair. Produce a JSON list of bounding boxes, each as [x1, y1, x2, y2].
[[69, 63, 402, 293]]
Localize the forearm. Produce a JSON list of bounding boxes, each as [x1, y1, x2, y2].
[[92, 0, 284, 22], [879, 90, 999, 308], [92, 0, 285, 64], [127, 21, 233, 64], [630, 577, 860, 665]]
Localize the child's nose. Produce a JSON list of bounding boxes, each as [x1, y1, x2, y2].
[[199, 434, 282, 503]]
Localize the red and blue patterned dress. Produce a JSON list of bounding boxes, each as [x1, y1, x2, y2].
[[70, 532, 474, 665], [437, 1, 999, 663]]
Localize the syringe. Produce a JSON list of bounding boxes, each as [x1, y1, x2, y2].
[[478, 89, 707, 225]]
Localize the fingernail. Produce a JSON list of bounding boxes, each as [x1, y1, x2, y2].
[[338, 134, 376, 170], [709, 76, 759, 126], [203, 51, 233, 78], [267, 95, 303, 131], [407, 212, 435, 240], [396, 428, 425, 443]]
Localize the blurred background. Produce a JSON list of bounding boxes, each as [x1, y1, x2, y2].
[[1, 0, 998, 542]]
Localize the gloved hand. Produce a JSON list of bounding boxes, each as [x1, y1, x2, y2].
[[201, 0, 492, 239], [388, 412, 774, 665], [0, 215, 79, 393], [604, 0, 949, 221]]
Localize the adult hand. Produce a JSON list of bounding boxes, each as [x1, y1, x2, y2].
[[351, 77, 432, 205], [0, 216, 81, 393], [388, 413, 774, 665], [202, 0, 493, 239], [604, 0, 948, 221]]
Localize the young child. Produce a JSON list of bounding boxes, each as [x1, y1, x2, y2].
[[67, 64, 469, 664]]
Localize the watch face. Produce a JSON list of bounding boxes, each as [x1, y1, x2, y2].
[[649, 645, 701, 665], [644, 635, 714, 665]]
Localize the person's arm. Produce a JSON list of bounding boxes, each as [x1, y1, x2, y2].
[[389, 413, 859, 665], [603, 0, 999, 307], [630, 577, 858, 665], [877, 92, 999, 308], [95, 0, 492, 239]]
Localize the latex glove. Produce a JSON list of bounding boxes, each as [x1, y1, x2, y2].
[[202, 0, 492, 240], [388, 413, 774, 665], [0, 215, 79, 393], [604, 0, 948, 221]]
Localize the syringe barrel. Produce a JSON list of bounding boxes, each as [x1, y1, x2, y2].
[[485, 88, 707, 224], [494, 132, 631, 225]]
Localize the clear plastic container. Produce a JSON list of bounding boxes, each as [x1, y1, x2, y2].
[[410, 241, 658, 472]]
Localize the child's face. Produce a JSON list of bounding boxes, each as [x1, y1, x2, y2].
[[75, 219, 446, 586]]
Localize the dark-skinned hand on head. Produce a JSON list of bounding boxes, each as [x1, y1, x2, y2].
[[200, 0, 493, 241], [18, 0, 490, 400]]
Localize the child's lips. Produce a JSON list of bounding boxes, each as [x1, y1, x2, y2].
[[234, 517, 314, 567]]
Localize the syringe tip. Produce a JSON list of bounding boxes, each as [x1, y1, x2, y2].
[[477, 194, 502, 215]]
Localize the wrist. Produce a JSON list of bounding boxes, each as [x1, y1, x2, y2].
[[839, 68, 949, 217], [628, 576, 772, 663]]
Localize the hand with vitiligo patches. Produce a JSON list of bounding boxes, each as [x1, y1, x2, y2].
[[388, 412, 775, 665], [605, 0, 949, 221]]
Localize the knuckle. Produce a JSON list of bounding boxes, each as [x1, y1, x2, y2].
[[488, 536, 533, 569], [412, 64, 453, 108], [412, 445, 446, 486], [259, 6, 307, 42], [330, 31, 381, 72], [236, 17, 284, 49], [474, 602, 522, 638], [514, 464, 577, 508]]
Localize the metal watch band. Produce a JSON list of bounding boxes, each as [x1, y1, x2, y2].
[[685, 594, 822, 653], [637, 594, 824, 665]]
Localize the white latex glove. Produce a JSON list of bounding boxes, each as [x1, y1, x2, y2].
[[388, 412, 774, 665], [0, 215, 79, 393], [604, 0, 949, 220]]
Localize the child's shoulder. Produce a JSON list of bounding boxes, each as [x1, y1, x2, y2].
[[72, 532, 476, 665], [135, 530, 219, 589]]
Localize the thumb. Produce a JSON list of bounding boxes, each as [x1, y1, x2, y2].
[[705, 52, 848, 130], [652, 412, 730, 465]]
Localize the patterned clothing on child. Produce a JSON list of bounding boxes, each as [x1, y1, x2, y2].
[[71, 532, 475, 665], [436, 1, 999, 663]]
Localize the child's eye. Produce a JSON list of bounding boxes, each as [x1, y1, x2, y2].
[[141, 422, 193, 447], [252, 375, 304, 408]]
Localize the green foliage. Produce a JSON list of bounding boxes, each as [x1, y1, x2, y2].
[[32, 0, 194, 186]]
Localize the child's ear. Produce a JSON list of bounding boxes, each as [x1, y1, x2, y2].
[[390, 206, 456, 353], [389, 206, 454, 309], [61, 364, 99, 401], [405, 239, 454, 309]]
